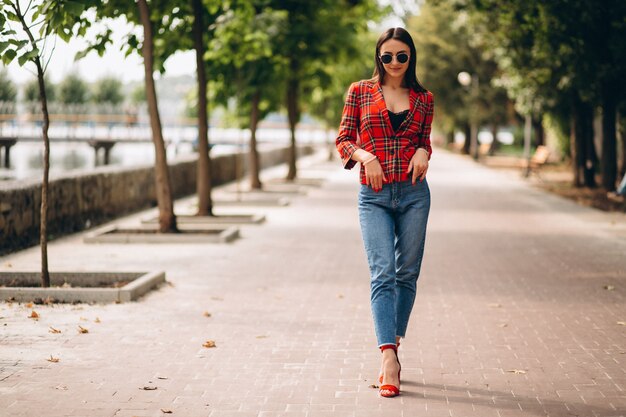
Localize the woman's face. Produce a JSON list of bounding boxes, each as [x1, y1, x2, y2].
[[379, 39, 410, 81]]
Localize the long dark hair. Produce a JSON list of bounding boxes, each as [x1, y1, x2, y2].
[[372, 27, 427, 93]]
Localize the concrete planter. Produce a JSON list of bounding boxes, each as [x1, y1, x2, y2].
[[141, 214, 266, 226], [214, 196, 290, 207], [84, 224, 239, 244], [265, 177, 325, 187], [0, 271, 165, 303]]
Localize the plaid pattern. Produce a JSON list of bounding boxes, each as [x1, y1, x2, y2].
[[336, 79, 434, 185]]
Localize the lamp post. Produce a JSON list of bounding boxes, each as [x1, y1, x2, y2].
[[458, 71, 479, 160]]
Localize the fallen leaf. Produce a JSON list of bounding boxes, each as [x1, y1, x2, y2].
[[505, 369, 527, 374], [47, 355, 60, 363], [78, 325, 89, 334], [618, 321, 626, 326], [25, 302, 33, 308], [54, 384, 68, 390], [369, 384, 379, 389], [202, 311, 211, 318], [488, 303, 502, 308], [157, 376, 168, 380], [256, 335, 268, 339], [140, 386, 157, 390], [498, 323, 508, 328], [79, 317, 88, 321], [160, 409, 173, 414], [211, 296, 223, 301], [49, 327, 62, 334], [29, 311, 39, 319], [94, 317, 101, 323], [338, 294, 344, 299], [4, 262, 11, 267], [604, 285, 615, 291], [202, 340, 216, 348]]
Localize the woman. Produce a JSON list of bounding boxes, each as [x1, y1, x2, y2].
[[336, 27, 434, 398]]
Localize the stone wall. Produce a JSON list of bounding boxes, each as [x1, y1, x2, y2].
[[0, 145, 314, 255]]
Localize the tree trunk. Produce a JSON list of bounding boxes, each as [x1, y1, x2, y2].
[[249, 89, 262, 190], [573, 97, 597, 188], [570, 111, 582, 187], [138, 0, 177, 232], [620, 112, 626, 178], [446, 129, 454, 147], [36, 58, 50, 288], [601, 83, 617, 191], [192, 0, 213, 216], [16, 2, 50, 288], [286, 59, 299, 181], [488, 124, 499, 156], [462, 123, 471, 154], [583, 104, 598, 188], [532, 116, 545, 147]]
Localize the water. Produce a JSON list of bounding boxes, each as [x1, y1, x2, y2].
[[0, 124, 333, 182]]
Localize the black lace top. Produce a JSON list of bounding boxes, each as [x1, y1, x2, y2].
[[388, 109, 409, 132]]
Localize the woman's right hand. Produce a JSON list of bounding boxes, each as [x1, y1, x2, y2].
[[364, 158, 387, 192]]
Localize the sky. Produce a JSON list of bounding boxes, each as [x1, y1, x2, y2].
[[4, 1, 415, 86]]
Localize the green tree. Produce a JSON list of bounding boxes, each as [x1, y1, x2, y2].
[[207, 1, 287, 189], [58, 72, 89, 105], [92, 76, 124, 105], [81, 0, 223, 219], [130, 84, 146, 105], [0, 0, 90, 287], [79, 0, 181, 232], [458, 0, 626, 189], [308, 29, 376, 160], [189, 0, 218, 215], [24, 75, 55, 103], [0, 69, 16, 102], [409, 2, 512, 155], [270, 0, 383, 181]]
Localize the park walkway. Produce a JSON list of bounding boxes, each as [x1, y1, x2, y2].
[[1, 149, 625, 417]]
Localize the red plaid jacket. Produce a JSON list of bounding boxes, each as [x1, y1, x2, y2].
[[335, 79, 434, 185]]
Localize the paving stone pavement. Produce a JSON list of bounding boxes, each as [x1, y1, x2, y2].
[[0, 149, 625, 417]]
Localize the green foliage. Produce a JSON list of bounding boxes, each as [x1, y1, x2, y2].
[[307, 30, 377, 129], [130, 84, 146, 105], [0, 69, 17, 103], [0, 0, 91, 68], [78, 0, 200, 75], [92, 76, 124, 105], [408, 1, 513, 135], [24, 75, 56, 102], [270, 0, 384, 129], [206, 1, 288, 128], [58, 73, 89, 105], [454, 0, 626, 126]]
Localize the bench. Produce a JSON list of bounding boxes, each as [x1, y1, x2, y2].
[[521, 145, 550, 178]]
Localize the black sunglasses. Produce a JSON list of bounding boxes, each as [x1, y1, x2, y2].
[[380, 53, 409, 65]]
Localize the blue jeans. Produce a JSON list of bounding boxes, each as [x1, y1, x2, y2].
[[358, 180, 430, 347]]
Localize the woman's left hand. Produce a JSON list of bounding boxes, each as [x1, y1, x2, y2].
[[407, 148, 429, 185]]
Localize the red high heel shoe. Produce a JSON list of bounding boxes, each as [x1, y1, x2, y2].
[[379, 344, 401, 398]]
